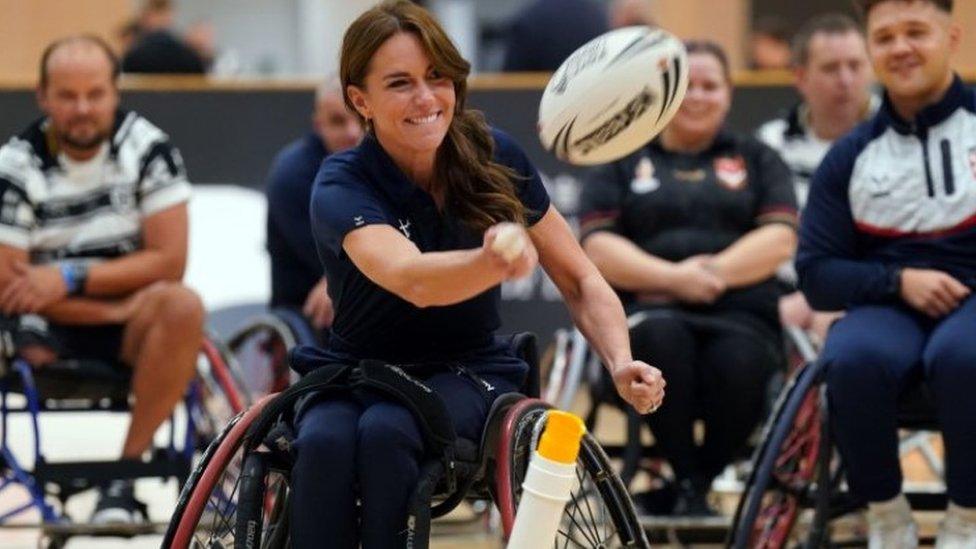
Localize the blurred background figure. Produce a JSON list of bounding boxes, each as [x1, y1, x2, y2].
[[502, 0, 608, 72], [265, 76, 364, 334], [749, 15, 793, 70], [115, 19, 143, 54], [756, 13, 876, 341], [0, 35, 202, 523], [183, 21, 217, 70], [609, 0, 656, 28], [121, 0, 208, 74], [579, 40, 797, 516]]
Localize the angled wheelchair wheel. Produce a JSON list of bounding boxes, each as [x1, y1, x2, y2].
[[226, 310, 316, 396], [193, 336, 253, 447], [495, 399, 650, 548], [728, 360, 834, 549], [164, 394, 289, 549]]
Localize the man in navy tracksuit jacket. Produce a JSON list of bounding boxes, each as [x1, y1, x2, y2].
[[796, 1, 976, 546]]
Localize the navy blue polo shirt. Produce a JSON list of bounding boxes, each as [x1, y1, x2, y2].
[[266, 132, 329, 310], [307, 128, 550, 366]]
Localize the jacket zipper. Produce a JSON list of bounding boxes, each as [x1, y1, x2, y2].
[[915, 125, 936, 198]]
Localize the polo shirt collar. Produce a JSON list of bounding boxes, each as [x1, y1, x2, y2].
[[881, 74, 968, 134]]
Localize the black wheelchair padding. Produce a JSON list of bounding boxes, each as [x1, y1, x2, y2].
[[2, 359, 131, 410]]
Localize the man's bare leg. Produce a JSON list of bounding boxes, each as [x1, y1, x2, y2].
[[119, 282, 203, 459]]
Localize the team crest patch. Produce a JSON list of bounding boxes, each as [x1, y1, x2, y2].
[[968, 146, 976, 180], [630, 156, 660, 194], [714, 156, 748, 190]]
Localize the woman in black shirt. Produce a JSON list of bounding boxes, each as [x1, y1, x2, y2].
[[579, 40, 798, 515]]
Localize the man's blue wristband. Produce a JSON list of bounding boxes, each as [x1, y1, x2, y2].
[[60, 262, 85, 295]]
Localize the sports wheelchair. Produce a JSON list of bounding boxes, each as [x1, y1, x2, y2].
[[543, 315, 821, 546], [0, 326, 249, 547], [163, 332, 651, 548], [544, 317, 817, 486], [727, 355, 945, 548]]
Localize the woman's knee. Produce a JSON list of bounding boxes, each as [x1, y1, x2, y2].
[[294, 400, 359, 466], [357, 403, 423, 458]]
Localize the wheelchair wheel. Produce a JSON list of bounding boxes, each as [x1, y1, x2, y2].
[[194, 336, 253, 444], [164, 394, 288, 549], [495, 398, 650, 548], [226, 310, 316, 396], [728, 360, 833, 549]]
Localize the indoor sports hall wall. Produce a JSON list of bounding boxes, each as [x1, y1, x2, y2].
[[0, 73, 802, 186], [0, 74, 966, 343]]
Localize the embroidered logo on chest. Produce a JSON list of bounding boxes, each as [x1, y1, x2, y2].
[[630, 157, 660, 194], [714, 156, 748, 190], [398, 218, 412, 239]]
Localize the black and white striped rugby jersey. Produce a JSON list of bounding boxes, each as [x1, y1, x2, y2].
[[0, 110, 191, 265], [757, 96, 879, 210]]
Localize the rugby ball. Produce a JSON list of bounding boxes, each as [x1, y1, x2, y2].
[[538, 26, 688, 165]]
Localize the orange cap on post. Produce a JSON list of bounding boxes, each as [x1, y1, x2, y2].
[[536, 411, 587, 464]]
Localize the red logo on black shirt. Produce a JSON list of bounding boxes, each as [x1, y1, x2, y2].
[[968, 146, 976, 180], [714, 156, 747, 190]]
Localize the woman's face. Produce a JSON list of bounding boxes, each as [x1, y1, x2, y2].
[[666, 52, 732, 145], [347, 32, 456, 161]]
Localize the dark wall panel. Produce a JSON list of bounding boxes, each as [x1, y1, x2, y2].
[[0, 85, 799, 186], [0, 84, 800, 346]]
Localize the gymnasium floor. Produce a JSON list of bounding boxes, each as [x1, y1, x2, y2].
[[0, 383, 946, 547]]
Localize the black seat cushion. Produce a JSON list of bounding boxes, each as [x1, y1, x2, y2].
[[5, 359, 130, 406]]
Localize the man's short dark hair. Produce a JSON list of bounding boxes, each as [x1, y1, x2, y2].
[[39, 35, 120, 89], [853, 0, 953, 19], [792, 13, 863, 67]]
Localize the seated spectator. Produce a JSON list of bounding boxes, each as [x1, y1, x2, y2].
[[756, 13, 876, 342], [266, 77, 364, 332], [0, 36, 203, 523], [749, 16, 793, 70], [122, 0, 207, 74], [580, 40, 798, 515], [798, 0, 976, 546], [502, 0, 608, 72]]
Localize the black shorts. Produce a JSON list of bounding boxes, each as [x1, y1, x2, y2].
[[17, 322, 125, 363]]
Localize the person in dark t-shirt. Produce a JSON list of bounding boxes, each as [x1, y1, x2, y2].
[[265, 77, 363, 331], [580, 40, 798, 516]]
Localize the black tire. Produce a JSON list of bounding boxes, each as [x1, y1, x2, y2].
[[728, 360, 830, 549], [164, 394, 288, 549], [500, 399, 650, 548]]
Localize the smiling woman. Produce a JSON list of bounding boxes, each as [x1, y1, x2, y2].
[[339, 1, 525, 231], [283, 0, 666, 547]]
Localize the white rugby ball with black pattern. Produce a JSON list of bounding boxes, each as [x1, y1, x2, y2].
[[538, 26, 688, 166]]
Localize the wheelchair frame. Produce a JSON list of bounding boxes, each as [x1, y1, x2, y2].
[[727, 356, 947, 548], [0, 332, 250, 546]]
